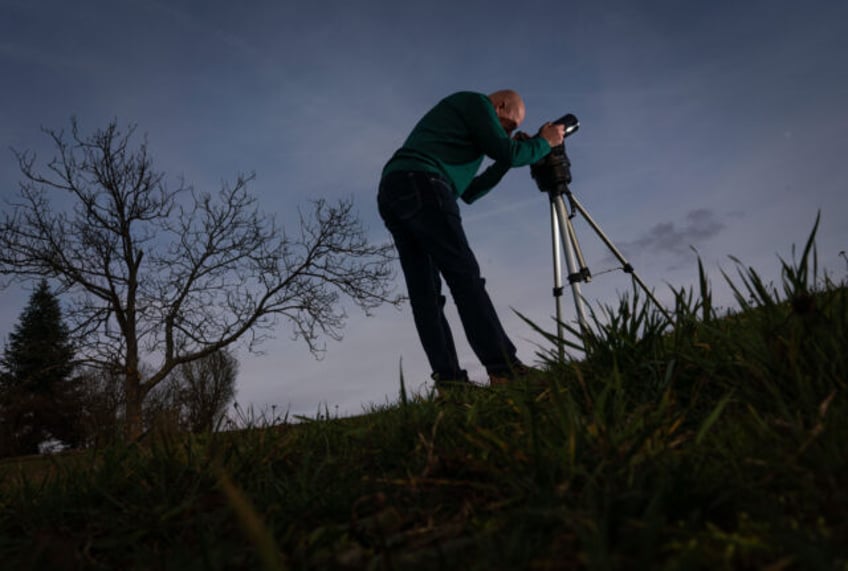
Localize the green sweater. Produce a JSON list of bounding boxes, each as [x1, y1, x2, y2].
[[382, 91, 551, 203]]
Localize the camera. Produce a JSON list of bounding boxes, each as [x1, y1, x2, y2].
[[531, 113, 579, 193], [553, 113, 580, 135]]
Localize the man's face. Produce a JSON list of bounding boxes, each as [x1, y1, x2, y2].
[[497, 105, 525, 137]]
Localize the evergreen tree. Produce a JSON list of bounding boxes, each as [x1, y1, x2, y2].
[[0, 279, 78, 455]]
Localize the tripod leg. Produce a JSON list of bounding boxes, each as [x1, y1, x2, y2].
[[563, 210, 591, 283], [549, 201, 566, 360], [552, 195, 590, 331], [567, 194, 672, 322]]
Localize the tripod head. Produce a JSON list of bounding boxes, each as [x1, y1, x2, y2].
[[531, 113, 579, 195]]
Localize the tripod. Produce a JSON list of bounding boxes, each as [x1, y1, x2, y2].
[[532, 115, 671, 357]]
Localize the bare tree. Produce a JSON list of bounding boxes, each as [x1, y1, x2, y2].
[[75, 365, 127, 448], [0, 119, 400, 439], [174, 348, 237, 432], [148, 348, 238, 433]]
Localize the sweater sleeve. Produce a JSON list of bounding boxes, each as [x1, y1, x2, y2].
[[466, 99, 551, 166], [461, 161, 511, 204]]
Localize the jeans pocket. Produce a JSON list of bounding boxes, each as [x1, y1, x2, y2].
[[380, 173, 423, 221], [430, 176, 460, 218]]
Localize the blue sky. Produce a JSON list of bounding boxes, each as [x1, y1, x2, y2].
[[2, 0, 847, 417]]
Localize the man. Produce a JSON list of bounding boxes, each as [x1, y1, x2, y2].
[[378, 89, 565, 389]]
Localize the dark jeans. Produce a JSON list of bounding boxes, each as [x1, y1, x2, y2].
[[377, 170, 520, 381]]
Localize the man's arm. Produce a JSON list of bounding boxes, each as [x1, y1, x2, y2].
[[466, 99, 551, 166], [463, 129, 560, 204], [461, 161, 511, 204]]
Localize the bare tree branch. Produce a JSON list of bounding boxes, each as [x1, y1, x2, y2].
[[0, 119, 402, 439]]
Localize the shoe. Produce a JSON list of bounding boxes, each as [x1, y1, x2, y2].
[[432, 371, 486, 398], [435, 379, 481, 397], [488, 362, 542, 387], [431, 370, 469, 384]]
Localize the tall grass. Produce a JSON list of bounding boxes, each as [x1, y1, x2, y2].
[[0, 221, 846, 569]]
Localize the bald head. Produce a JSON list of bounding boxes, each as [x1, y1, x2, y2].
[[488, 89, 526, 135]]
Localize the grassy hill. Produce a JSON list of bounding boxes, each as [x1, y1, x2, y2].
[[1, 224, 846, 570]]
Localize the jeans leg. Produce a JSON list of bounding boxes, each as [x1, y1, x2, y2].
[[420, 190, 519, 375], [378, 174, 464, 379], [395, 229, 464, 378], [379, 172, 519, 376]]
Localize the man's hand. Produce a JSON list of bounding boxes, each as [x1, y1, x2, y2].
[[538, 122, 565, 147]]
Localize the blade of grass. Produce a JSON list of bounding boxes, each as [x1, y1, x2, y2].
[[696, 392, 733, 445], [216, 465, 288, 571]]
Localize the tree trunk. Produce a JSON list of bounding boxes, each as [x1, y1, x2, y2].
[[124, 366, 143, 441]]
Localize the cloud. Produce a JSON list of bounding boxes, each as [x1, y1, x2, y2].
[[609, 208, 727, 268]]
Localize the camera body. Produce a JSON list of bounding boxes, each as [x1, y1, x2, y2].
[[552, 113, 579, 134], [531, 113, 579, 194]]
